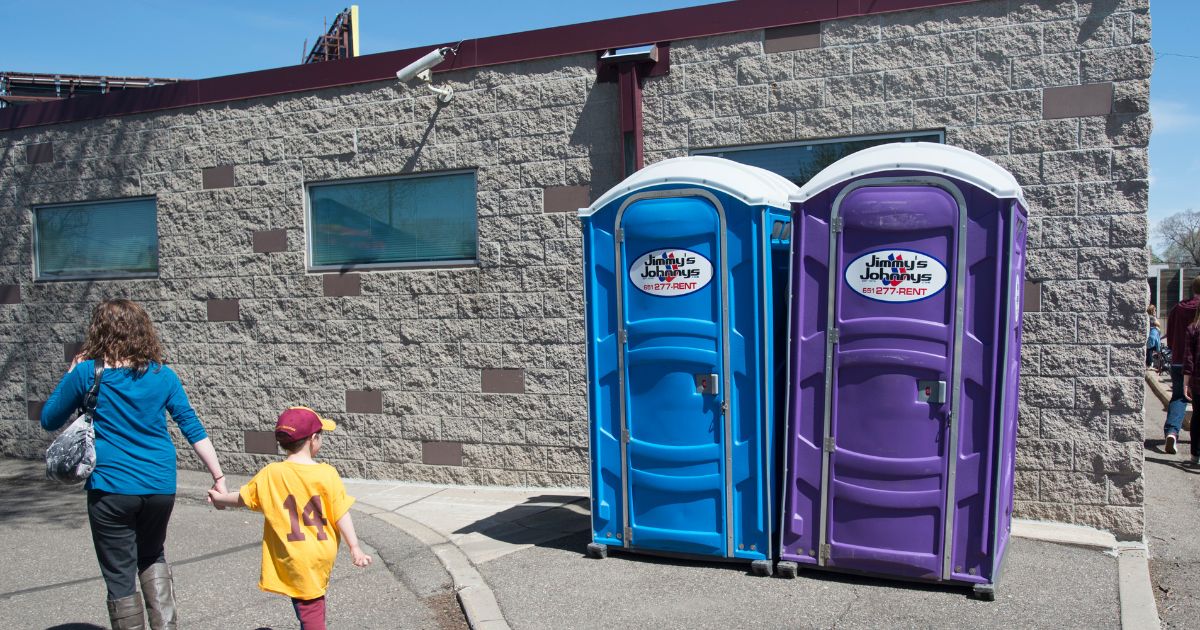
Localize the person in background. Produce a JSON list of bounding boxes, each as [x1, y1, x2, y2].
[[1180, 304, 1200, 465], [41, 299, 227, 630], [1166, 277, 1200, 454], [1148, 303, 1162, 369]]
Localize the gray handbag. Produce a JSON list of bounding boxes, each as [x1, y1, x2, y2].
[[45, 364, 104, 484]]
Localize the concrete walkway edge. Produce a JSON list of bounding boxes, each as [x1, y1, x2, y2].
[[1118, 544, 1162, 629], [179, 470, 1159, 628], [1011, 514, 1161, 628], [1011, 518, 1118, 550], [365, 504, 512, 630], [1148, 371, 1169, 407]]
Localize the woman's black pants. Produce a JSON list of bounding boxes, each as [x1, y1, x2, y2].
[[86, 490, 175, 600]]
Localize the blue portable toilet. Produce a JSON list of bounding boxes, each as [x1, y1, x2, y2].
[[579, 156, 798, 575]]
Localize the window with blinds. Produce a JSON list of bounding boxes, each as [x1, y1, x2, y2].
[[306, 171, 477, 270], [33, 197, 158, 281], [693, 131, 944, 187]]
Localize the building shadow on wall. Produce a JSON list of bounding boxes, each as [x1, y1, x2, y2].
[[569, 80, 621, 205]]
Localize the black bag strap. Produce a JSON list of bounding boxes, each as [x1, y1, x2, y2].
[[81, 363, 104, 421]]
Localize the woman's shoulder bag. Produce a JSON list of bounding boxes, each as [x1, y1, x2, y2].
[[45, 364, 105, 485]]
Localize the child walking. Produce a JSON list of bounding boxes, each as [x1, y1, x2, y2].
[[209, 406, 371, 629]]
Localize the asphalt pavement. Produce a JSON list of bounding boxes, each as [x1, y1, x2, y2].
[[1144, 373, 1200, 628], [0, 459, 467, 630]]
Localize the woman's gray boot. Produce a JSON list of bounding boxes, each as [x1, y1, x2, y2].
[[138, 562, 178, 630], [106, 594, 146, 630]]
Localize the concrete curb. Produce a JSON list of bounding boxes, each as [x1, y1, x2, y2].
[[1117, 544, 1162, 630], [1147, 371, 1169, 407], [1012, 518, 1161, 629], [365, 504, 511, 630]]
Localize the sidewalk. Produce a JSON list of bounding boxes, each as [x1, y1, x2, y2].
[[225, 468, 1145, 628]]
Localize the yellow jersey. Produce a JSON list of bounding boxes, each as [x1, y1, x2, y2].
[[240, 461, 356, 599]]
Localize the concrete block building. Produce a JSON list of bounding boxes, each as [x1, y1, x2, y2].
[[0, 0, 1151, 540]]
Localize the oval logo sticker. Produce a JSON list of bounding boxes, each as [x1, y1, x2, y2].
[[844, 249, 948, 303], [629, 248, 713, 297]]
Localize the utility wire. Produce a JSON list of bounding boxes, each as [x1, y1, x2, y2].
[[1156, 51, 1200, 60]]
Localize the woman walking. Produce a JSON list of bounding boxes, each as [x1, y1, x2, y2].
[[41, 299, 227, 629]]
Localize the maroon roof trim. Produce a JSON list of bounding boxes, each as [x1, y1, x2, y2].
[[0, 0, 977, 131]]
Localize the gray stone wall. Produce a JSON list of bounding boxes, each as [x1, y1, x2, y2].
[[0, 55, 620, 487], [0, 0, 1150, 539]]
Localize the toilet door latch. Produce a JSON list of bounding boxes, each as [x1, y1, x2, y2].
[[918, 380, 947, 404], [695, 373, 719, 395]]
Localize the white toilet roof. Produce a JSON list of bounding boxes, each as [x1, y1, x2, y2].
[[579, 155, 799, 217], [791, 142, 1026, 204]]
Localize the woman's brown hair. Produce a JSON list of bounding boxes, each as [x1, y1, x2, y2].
[[79, 299, 164, 373]]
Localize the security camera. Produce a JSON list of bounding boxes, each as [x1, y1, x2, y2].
[[396, 46, 454, 102]]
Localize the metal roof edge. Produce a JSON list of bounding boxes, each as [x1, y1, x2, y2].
[[0, 0, 979, 131]]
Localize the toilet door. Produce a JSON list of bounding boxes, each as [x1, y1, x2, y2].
[[819, 179, 965, 580], [616, 189, 731, 558]]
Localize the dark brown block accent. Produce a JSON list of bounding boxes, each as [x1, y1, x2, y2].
[[252, 229, 288, 253], [64, 342, 84, 363], [0, 284, 19, 304], [482, 368, 525, 394], [244, 431, 279, 454], [764, 23, 821, 53], [346, 389, 383, 414], [1024, 280, 1042, 312], [543, 185, 591, 213], [28, 400, 44, 422], [206, 298, 240, 322], [1043, 83, 1113, 120], [26, 142, 53, 165], [422, 441, 463, 466], [202, 164, 235, 189], [323, 273, 361, 297]]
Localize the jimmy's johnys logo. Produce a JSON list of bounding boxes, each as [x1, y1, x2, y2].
[[844, 249, 948, 303], [629, 248, 713, 297]]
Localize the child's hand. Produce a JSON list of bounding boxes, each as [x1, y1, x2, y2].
[[350, 546, 372, 568]]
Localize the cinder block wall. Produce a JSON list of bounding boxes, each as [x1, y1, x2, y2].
[[0, 0, 1150, 539], [0, 55, 620, 487]]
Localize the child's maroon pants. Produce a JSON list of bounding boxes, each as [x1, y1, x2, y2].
[[291, 595, 326, 630]]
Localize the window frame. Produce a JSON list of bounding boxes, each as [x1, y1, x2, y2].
[[303, 169, 479, 273], [31, 195, 160, 282], [691, 130, 946, 180]]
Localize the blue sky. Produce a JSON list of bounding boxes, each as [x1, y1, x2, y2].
[[1147, 1, 1199, 248], [1, 0, 1193, 250]]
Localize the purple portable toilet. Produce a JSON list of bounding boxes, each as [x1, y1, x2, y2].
[[776, 143, 1027, 600]]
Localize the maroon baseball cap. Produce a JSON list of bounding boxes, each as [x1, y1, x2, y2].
[[275, 406, 336, 442]]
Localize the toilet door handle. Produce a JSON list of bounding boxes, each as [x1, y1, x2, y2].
[[918, 380, 947, 404], [695, 373, 719, 395]]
